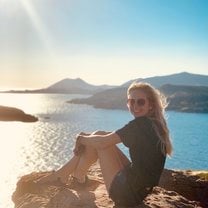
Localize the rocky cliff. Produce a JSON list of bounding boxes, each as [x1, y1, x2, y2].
[[12, 163, 208, 208]]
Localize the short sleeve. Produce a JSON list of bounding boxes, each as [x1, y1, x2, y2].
[[115, 117, 152, 148], [116, 119, 139, 147]]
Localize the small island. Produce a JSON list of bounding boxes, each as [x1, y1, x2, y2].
[[0, 105, 38, 122]]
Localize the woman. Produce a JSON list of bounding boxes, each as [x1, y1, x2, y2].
[[37, 82, 173, 207]]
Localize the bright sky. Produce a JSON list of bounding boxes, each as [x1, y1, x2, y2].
[[0, 0, 207, 89]]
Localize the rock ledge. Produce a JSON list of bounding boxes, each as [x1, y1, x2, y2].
[[12, 164, 208, 208]]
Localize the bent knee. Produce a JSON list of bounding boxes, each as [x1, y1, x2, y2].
[[84, 145, 98, 156], [91, 130, 110, 135]]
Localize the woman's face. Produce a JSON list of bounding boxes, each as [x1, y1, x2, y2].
[[127, 89, 152, 117]]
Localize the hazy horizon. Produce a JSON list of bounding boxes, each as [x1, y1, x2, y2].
[[0, 71, 207, 91], [1, 0, 207, 89]]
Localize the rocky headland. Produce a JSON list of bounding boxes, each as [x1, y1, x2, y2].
[[0, 105, 38, 122], [12, 163, 208, 208], [68, 84, 208, 113]]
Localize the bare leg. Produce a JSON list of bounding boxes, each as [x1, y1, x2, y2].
[[97, 146, 130, 191], [37, 155, 80, 184], [37, 130, 130, 190], [72, 145, 97, 181], [38, 131, 109, 184], [72, 131, 113, 180], [52, 144, 98, 183], [71, 141, 130, 189]]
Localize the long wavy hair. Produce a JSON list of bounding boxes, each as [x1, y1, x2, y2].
[[127, 82, 173, 156]]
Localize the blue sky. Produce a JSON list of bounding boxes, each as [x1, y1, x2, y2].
[[0, 0, 207, 89]]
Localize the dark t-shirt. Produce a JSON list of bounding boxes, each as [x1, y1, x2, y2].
[[116, 116, 166, 192]]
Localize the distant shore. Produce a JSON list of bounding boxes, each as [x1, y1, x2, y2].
[[0, 105, 38, 122], [67, 84, 208, 114]]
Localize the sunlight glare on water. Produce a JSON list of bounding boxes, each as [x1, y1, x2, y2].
[[0, 93, 88, 208], [0, 93, 50, 115], [0, 122, 33, 208], [0, 94, 57, 207]]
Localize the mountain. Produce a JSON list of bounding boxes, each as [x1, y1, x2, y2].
[[68, 84, 208, 113], [121, 72, 208, 88], [160, 84, 208, 113], [48, 78, 107, 91], [35, 72, 208, 94], [1, 72, 208, 95], [43, 78, 115, 94], [67, 87, 127, 109], [1, 78, 116, 94]]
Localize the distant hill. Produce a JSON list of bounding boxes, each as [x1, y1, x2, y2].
[[160, 84, 208, 113], [41, 78, 115, 94], [67, 87, 127, 110], [121, 72, 208, 87], [68, 84, 208, 113], [1, 78, 116, 94], [1, 72, 208, 95]]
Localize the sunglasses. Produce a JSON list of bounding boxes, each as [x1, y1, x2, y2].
[[127, 98, 146, 107]]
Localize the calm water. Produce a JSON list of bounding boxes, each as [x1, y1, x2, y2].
[[0, 93, 208, 208]]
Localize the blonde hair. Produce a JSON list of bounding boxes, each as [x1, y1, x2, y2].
[[127, 82, 173, 156]]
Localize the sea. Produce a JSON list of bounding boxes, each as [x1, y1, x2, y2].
[[0, 93, 207, 208]]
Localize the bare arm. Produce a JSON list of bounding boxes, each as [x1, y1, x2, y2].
[[73, 131, 113, 156], [77, 132, 121, 149]]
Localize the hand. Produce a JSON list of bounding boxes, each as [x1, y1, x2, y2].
[[73, 144, 85, 156], [79, 132, 90, 136], [73, 134, 85, 156]]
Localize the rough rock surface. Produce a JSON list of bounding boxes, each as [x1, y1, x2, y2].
[[12, 163, 208, 208]]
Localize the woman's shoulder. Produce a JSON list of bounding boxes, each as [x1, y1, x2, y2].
[[134, 116, 152, 125], [131, 117, 153, 132]]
